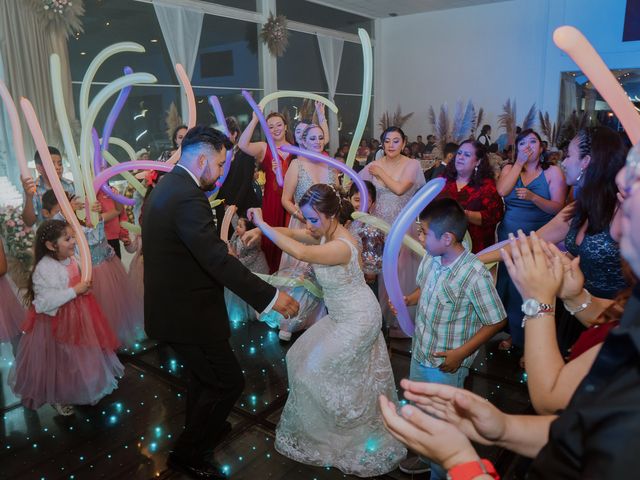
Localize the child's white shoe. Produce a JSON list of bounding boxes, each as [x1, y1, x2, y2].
[[278, 330, 292, 341], [53, 403, 74, 416]]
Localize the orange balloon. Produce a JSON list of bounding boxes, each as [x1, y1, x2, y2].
[[20, 98, 92, 282], [221, 205, 237, 243], [167, 63, 197, 165], [553, 26, 640, 144]]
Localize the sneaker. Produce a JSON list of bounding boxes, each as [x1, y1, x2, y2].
[[53, 403, 75, 416], [279, 330, 292, 341], [399, 454, 431, 474]]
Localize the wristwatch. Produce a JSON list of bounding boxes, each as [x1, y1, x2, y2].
[[521, 298, 555, 327], [447, 459, 500, 480]]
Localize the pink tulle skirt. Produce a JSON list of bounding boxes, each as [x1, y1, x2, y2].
[[93, 256, 144, 347], [0, 275, 24, 342], [10, 299, 124, 409], [128, 250, 144, 300]]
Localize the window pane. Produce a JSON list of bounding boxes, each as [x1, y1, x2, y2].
[[335, 94, 374, 147], [200, 0, 258, 11], [195, 16, 260, 89], [336, 41, 364, 95], [69, 0, 175, 84], [277, 0, 373, 35], [277, 32, 328, 92]]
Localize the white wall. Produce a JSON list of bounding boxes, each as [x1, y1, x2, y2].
[[374, 0, 640, 140]]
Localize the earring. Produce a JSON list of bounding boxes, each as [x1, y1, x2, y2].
[[474, 165, 479, 174]]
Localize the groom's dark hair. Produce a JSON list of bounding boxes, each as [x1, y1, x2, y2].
[[180, 125, 233, 155]]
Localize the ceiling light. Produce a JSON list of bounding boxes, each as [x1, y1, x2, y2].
[[106, 21, 110, 26], [80, 51, 86, 55], [150, 39, 158, 43]]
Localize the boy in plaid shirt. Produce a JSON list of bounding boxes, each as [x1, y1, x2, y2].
[[397, 198, 506, 478]]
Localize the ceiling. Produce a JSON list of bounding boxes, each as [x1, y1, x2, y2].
[[307, 0, 512, 18]]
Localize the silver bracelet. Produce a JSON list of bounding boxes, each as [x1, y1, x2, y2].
[[563, 289, 592, 315]]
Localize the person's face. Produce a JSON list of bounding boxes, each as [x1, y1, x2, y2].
[[301, 203, 332, 239], [419, 221, 447, 257], [175, 128, 187, 147], [619, 168, 640, 276], [360, 140, 367, 147], [383, 132, 405, 158], [235, 220, 247, 237], [517, 133, 541, 162], [200, 147, 227, 191], [304, 127, 325, 153], [267, 117, 286, 141], [417, 136, 423, 142], [47, 226, 76, 260], [294, 123, 308, 146], [455, 142, 479, 179], [350, 192, 361, 211], [41, 203, 61, 219], [562, 136, 590, 186], [36, 154, 64, 182], [139, 152, 150, 160]]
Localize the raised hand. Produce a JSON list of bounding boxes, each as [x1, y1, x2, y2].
[[241, 228, 262, 248], [247, 207, 264, 226], [21, 176, 36, 196]]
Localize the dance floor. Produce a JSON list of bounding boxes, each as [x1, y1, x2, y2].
[[0, 321, 532, 479]]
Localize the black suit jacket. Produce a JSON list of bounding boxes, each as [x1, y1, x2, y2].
[[142, 166, 276, 345]]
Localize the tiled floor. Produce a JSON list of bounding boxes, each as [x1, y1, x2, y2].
[[0, 322, 531, 480]]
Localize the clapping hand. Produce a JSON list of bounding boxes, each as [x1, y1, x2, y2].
[[500, 230, 562, 302], [398, 379, 508, 447], [542, 242, 584, 301], [379, 390, 482, 471]]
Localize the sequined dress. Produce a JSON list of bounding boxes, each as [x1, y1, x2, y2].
[[360, 159, 425, 335], [275, 238, 406, 477]]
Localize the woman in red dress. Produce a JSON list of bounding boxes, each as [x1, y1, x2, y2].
[[238, 111, 293, 272], [438, 140, 504, 253]]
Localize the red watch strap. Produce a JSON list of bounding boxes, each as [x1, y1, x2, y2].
[[447, 459, 500, 480]]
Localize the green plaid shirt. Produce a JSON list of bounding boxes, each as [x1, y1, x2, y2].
[[412, 249, 506, 368]]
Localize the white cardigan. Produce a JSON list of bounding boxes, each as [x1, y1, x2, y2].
[[32, 256, 77, 316]]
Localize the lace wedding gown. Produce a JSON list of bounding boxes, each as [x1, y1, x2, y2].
[[275, 237, 406, 477]]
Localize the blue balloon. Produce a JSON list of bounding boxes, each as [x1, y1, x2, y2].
[[382, 178, 445, 336]]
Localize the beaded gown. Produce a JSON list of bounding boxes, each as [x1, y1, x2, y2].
[[275, 238, 406, 477]]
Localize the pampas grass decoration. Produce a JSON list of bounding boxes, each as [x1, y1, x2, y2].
[[28, 0, 84, 38], [498, 99, 517, 150], [474, 108, 484, 137], [452, 100, 475, 144], [378, 106, 414, 131], [522, 103, 537, 131], [261, 13, 289, 57], [165, 102, 183, 142]]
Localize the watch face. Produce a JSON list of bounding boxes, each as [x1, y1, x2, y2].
[[522, 298, 540, 316]]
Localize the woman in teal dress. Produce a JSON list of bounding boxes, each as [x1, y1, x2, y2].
[[495, 129, 566, 350]]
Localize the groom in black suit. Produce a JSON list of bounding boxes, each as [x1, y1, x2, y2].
[[143, 126, 299, 479]]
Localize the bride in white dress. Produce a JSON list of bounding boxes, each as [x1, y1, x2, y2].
[[248, 184, 406, 477]]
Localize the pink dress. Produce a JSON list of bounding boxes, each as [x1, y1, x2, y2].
[[85, 222, 145, 347], [9, 257, 123, 409], [127, 236, 144, 300], [360, 158, 426, 337], [0, 274, 24, 342]]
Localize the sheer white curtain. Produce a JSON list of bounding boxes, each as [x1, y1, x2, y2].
[[154, 0, 204, 122], [0, 0, 77, 187], [0, 49, 19, 189], [317, 35, 344, 156]]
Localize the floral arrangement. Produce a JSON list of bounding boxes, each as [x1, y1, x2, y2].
[[28, 0, 85, 37], [0, 206, 35, 267], [261, 13, 289, 57]]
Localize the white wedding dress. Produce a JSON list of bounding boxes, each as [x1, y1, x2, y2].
[[275, 237, 406, 477]]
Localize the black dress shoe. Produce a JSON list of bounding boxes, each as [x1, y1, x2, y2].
[[167, 452, 228, 479]]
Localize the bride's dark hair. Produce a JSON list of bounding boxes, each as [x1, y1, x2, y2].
[[299, 183, 351, 221]]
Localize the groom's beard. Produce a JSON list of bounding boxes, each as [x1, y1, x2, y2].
[[199, 163, 218, 191]]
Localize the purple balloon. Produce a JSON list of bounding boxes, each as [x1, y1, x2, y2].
[[100, 66, 133, 169], [382, 178, 446, 336], [92, 128, 135, 206], [93, 160, 173, 196], [208, 95, 233, 194], [241, 90, 284, 186], [279, 145, 369, 213]]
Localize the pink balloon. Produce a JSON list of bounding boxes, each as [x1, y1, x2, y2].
[[20, 98, 93, 282], [383, 178, 445, 336], [553, 26, 640, 144], [0, 81, 31, 183], [93, 161, 173, 194]]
